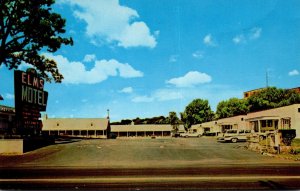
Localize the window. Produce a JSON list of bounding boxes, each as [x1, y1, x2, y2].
[[261, 120, 266, 128], [267, 120, 273, 127], [298, 108, 300, 113], [226, 130, 237, 134], [282, 118, 291, 129], [57, 123, 59, 126], [239, 130, 244, 133]]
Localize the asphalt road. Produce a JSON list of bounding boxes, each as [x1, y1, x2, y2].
[[1, 137, 300, 190]]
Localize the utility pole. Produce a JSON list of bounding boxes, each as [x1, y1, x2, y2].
[[107, 109, 110, 119], [266, 70, 269, 88]]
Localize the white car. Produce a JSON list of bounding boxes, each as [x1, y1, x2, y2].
[[180, 132, 202, 138], [217, 129, 251, 143]]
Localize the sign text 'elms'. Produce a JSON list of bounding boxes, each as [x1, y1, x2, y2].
[[20, 72, 47, 107]]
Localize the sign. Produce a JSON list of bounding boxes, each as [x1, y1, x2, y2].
[[14, 70, 48, 133]]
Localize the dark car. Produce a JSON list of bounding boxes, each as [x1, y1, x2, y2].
[[107, 133, 117, 139]]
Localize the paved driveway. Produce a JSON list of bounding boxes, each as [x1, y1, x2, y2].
[[0, 137, 295, 168]]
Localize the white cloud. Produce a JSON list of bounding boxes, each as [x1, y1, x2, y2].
[[45, 53, 143, 84], [132, 95, 154, 103], [119, 87, 133, 94], [154, 89, 184, 101], [166, 71, 212, 87], [232, 35, 246, 44], [250, 27, 262, 39], [81, 99, 88, 103], [83, 54, 96, 62], [233, 27, 262, 45], [61, 0, 157, 48], [192, 51, 204, 59], [288, 69, 299, 76], [4, 93, 14, 100], [131, 89, 183, 103], [203, 34, 216, 46]]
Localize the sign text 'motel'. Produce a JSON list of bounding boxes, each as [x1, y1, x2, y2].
[[15, 70, 48, 111], [14, 70, 48, 132]]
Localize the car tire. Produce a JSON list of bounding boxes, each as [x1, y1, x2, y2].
[[198, 135, 201, 138], [231, 138, 238, 143], [185, 135, 188, 138]]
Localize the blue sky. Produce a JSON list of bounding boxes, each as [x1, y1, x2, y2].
[[1, 0, 300, 121]]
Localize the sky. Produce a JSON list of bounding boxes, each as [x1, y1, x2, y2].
[[1, 0, 300, 121]]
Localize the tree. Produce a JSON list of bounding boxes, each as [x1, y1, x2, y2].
[[247, 87, 300, 112], [181, 99, 214, 129], [168, 111, 180, 133], [0, 0, 73, 82], [216, 98, 249, 119], [120, 119, 132, 125]]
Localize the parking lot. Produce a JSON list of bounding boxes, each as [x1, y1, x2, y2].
[[0, 137, 294, 168]]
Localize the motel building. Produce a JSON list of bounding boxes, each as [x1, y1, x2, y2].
[[40, 104, 300, 139], [191, 104, 300, 138], [41, 115, 109, 138], [110, 124, 173, 138], [0, 105, 15, 136], [216, 115, 248, 133], [191, 115, 247, 135], [245, 104, 300, 138]]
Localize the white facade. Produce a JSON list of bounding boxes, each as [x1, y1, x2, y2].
[[42, 116, 109, 138], [246, 104, 300, 138], [111, 124, 172, 138]]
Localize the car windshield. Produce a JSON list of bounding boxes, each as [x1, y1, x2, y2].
[[226, 130, 237, 134]]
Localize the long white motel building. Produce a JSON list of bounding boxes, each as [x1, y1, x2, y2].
[[41, 115, 109, 138], [110, 124, 173, 138], [40, 104, 300, 139], [191, 104, 300, 138]]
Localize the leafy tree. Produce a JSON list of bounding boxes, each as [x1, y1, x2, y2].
[[247, 87, 300, 112], [133, 117, 142, 125], [120, 119, 132, 125], [181, 99, 214, 129], [216, 98, 249, 119], [168, 111, 180, 133], [0, 0, 73, 82]]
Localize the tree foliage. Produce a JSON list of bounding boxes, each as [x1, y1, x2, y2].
[[216, 98, 249, 119], [168, 111, 180, 133], [0, 0, 73, 82], [181, 99, 214, 129], [247, 87, 300, 112]]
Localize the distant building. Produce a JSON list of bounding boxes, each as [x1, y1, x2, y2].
[[42, 116, 109, 138], [243, 87, 300, 99], [0, 105, 15, 135], [110, 124, 172, 138], [243, 88, 265, 99]]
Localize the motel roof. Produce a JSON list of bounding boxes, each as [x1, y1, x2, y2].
[[111, 124, 173, 132], [42, 118, 109, 131]]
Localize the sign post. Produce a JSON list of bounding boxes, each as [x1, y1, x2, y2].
[[14, 70, 48, 136]]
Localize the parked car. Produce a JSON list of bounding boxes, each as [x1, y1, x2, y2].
[[107, 133, 117, 139], [217, 129, 251, 143], [202, 132, 218, 136], [180, 132, 202, 138]]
